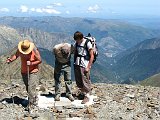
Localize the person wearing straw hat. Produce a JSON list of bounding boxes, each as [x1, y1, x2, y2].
[[7, 39, 42, 109], [53, 43, 74, 102]]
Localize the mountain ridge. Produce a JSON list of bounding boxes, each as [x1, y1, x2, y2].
[[111, 37, 160, 86], [0, 16, 156, 57]]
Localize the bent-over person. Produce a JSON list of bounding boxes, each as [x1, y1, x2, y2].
[[53, 43, 74, 101]]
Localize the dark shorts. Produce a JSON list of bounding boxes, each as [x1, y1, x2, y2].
[[74, 65, 91, 94]]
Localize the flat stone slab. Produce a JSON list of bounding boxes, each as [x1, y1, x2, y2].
[[71, 95, 97, 108], [66, 117, 82, 120], [37, 95, 97, 109]]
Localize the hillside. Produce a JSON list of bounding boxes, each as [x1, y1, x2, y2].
[[111, 38, 160, 85], [141, 73, 160, 87], [0, 25, 21, 55], [116, 38, 160, 60], [17, 27, 72, 51]]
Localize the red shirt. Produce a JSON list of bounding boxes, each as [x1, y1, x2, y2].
[[15, 49, 41, 74]]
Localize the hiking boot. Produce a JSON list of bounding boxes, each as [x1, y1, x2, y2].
[[78, 93, 85, 100], [24, 103, 36, 111], [55, 94, 60, 101], [75, 89, 85, 100], [66, 94, 74, 102], [81, 96, 89, 104]]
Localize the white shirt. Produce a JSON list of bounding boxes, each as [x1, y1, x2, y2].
[[74, 38, 92, 68]]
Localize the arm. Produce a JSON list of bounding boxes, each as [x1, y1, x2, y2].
[[30, 48, 42, 65], [7, 49, 20, 63], [86, 48, 94, 72], [70, 44, 75, 54]]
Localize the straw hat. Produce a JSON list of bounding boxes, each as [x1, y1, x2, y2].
[[18, 40, 35, 54]]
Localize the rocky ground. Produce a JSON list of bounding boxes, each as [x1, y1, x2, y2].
[[0, 78, 160, 120]]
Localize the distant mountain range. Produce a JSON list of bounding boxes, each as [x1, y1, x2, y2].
[[0, 16, 156, 57], [125, 17, 160, 30]]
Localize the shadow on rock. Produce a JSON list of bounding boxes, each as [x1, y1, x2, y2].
[[1, 96, 28, 107]]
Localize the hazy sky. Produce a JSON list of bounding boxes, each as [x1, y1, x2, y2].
[[0, 0, 159, 18]]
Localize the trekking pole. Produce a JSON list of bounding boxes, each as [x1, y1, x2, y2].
[[27, 64, 31, 115], [7, 57, 15, 104]]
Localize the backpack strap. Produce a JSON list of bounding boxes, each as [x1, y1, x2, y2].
[[84, 38, 90, 55], [74, 38, 90, 64]]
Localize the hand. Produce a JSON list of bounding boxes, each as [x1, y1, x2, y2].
[[6, 57, 12, 64], [85, 67, 90, 73], [27, 61, 31, 66]]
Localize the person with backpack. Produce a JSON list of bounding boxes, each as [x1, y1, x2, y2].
[[6, 39, 42, 109], [73, 31, 94, 104], [53, 43, 74, 102]]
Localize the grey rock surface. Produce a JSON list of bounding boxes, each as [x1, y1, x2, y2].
[[0, 81, 160, 120]]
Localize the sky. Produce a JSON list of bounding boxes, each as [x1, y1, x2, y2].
[[0, 0, 160, 19]]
